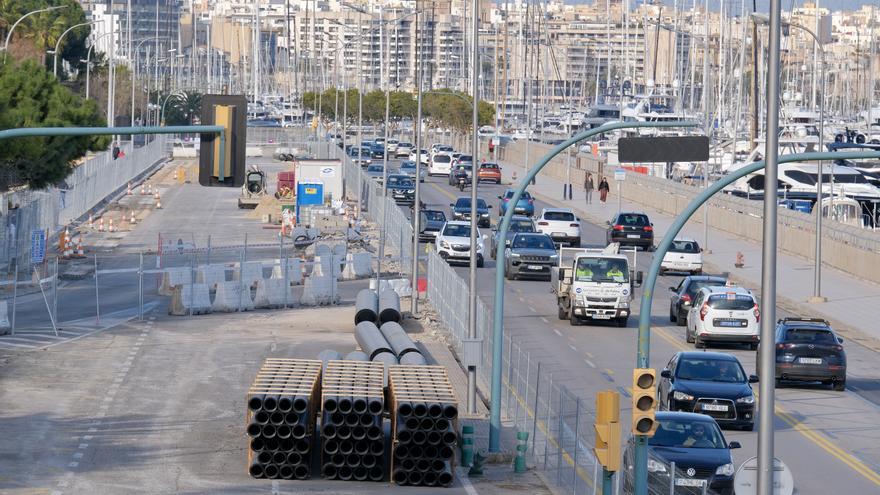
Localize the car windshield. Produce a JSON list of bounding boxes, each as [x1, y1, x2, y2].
[[785, 328, 837, 344], [367, 165, 383, 173], [387, 176, 412, 187], [649, 419, 726, 449], [512, 235, 554, 250], [574, 258, 629, 283], [481, 163, 499, 169], [459, 155, 473, 162], [505, 191, 532, 200], [400, 162, 415, 169], [707, 294, 755, 310], [617, 214, 649, 226], [443, 224, 471, 237], [510, 220, 535, 232], [424, 211, 446, 221], [434, 155, 451, 163], [670, 240, 700, 253], [685, 280, 726, 298], [455, 198, 488, 209], [544, 211, 575, 221], [676, 357, 746, 383]]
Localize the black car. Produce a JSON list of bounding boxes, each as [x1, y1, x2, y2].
[[418, 210, 447, 242], [658, 351, 757, 431], [606, 212, 654, 250], [623, 412, 740, 495], [386, 174, 415, 204], [772, 317, 847, 390], [450, 197, 491, 227], [669, 275, 728, 327]]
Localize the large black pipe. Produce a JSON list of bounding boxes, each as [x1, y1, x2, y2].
[[423, 471, 438, 486], [337, 425, 351, 440], [323, 439, 339, 455], [263, 395, 278, 412], [419, 417, 435, 430], [353, 398, 368, 414], [351, 426, 366, 441], [322, 464, 337, 479], [370, 441, 384, 456], [443, 404, 458, 420], [409, 446, 423, 458], [323, 397, 338, 414], [264, 438, 280, 451], [278, 396, 293, 413], [437, 469, 454, 487], [428, 403, 443, 418], [362, 454, 376, 468], [436, 418, 450, 431], [294, 438, 310, 454], [416, 459, 430, 472], [424, 445, 439, 459], [257, 451, 272, 464], [392, 468, 409, 485], [294, 465, 309, 480], [322, 424, 337, 439], [248, 395, 264, 411], [378, 289, 402, 324], [338, 397, 353, 414], [249, 462, 264, 478], [253, 411, 269, 425], [272, 451, 286, 464], [359, 414, 375, 427], [394, 444, 408, 459], [346, 453, 361, 467], [261, 424, 277, 439], [279, 464, 294, 479], [293, 396, 308, 414], [412, 431, 427, 445], [354, 439, 370, 455], [291, 424, 307, 439], [431, 459, 448, 472], [439, 445, 454, 459], [263, 464, 279, 479], [404, 417, 419, 430], [397, 429, 412, 444], [353, 466, 368, 481], [330, 412, 344, 426], [286, 452, 301, 465], [442, 431, 457, 446], [397, 402, 413, 416], [285, 412, 299, 425], [369, 466, 384, 482], [339, 439, 353, 455], [331, 453, 345, 467], [367, 426, 382, 441], [369, 398, 383, 415], [413, 403, 428, 417], [269, 412, 284, 425], [344, 413, 359, 427], [427, 431, 441, 445], [246, 422, 262, 437], [279, 438, 293, 452], [250, 437, 264, 451], [355, 289, 379, 324], [407, 471, 423, 486], [276, 425, 291, 439], [338, 465, 353, 481]]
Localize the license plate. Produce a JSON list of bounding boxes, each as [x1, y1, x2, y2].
[[592, 314, 612, 320], [627, 234, 640, 239], [527, 265, 544, 270], [676, 478, 705, 487], [717, 320, 746, 327], [702, 403, 728, 412], [552, 232, 566, 237], [799, 357, 823, 365]]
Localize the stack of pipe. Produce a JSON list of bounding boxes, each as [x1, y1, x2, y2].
[[378, 289, 402, 324], [246, 359, 322, 480], [388, 365, 459, 487], [320, 360, 386, 482], [355, 321, 398, 367]]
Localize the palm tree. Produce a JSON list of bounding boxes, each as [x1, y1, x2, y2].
[[167, 91, 202, 125]]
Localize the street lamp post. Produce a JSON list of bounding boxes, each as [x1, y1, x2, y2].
[[53, 21, 101, 78], [82, 31, 118, 99], [2, 5, 68, 61], [133, 37, 167, 128], [467, 0, 480, 416]]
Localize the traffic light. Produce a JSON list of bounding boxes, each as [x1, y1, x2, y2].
[[199, 94, 247, 187], [631, 368, 658, 436], [594, 390, 621, 472]]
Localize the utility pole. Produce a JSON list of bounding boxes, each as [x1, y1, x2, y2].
[[466, 0, 480, 416], [751, 0, 759, 146], [757, 0, 782, 493], [411, 4, 423, 316]]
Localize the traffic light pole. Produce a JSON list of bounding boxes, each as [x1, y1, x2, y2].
[[631, 149, 880, 495], [602, 469, 614, 495]]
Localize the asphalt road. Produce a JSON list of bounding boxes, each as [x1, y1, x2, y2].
[[394, 158, 880, 493]]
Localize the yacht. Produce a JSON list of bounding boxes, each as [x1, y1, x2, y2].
[[726, 161, 880, 207]]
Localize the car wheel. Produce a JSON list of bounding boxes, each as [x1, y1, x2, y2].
[[558, 306, 567, 320], [775, 378, 783, 388], [677, 311, 687, 327], [694, 334, 705, 349], [749, 342, 759, 351], [505, 269, 514, 280], [669, 309, 677, 323], [490, 246, 496, 260], [686, 326, 695, 343], [477, 255, 484, 268], [617, 317, 628, 328], [571, 239, 581, 248], [570, 312, 580, 326], [693, 269, 703, 275], [833, 379, 846, 392]]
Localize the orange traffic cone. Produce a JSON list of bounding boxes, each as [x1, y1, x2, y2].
[[98, 217, 105, 232], [108, 219, 115, 233], [155, 195, 162, 209], [735, 251, 744, 268], [130, 209, 137, 225], [76, 235, 84, 257], [147, 184, 153, 195], [512, 171, 518, 183], [88, 214, 94, 229], [140, 183, 145, 195], [127, 182, 132, 195]]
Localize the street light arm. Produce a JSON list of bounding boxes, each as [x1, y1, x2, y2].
[[54, 21, 101, 77], [3, 5, 68, 54]]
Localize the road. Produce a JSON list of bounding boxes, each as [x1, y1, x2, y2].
[[389, 156, 880, 493]]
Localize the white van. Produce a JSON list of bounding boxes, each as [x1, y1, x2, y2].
[[429, 153, 453, 176]]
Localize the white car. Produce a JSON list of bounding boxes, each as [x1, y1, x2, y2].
[[386, 139, 399, 153], [410, 148, 429, 165], [661, 237, 703, 275], [687, 286, 760, 349], [430, 143, 450, 153], [536, 208, 581, 247], [435, 221, 485, 267], [396, 141, 414, 157], [429, 152, 453, 176]]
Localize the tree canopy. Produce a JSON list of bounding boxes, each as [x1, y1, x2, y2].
[[0, 0, 90, 73], [0, 59, 108, 191], [302, 88, 495, 131]]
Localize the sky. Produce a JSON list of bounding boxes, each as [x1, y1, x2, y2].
[[570, 1, 878, 14]]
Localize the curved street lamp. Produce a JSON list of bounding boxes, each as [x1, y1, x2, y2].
[[82, 31, 118, 99], [53, 20, 101, 77], [2, 5, 69, 61]]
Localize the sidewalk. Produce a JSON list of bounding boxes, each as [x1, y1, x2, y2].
[[497, 162, 880, 352]]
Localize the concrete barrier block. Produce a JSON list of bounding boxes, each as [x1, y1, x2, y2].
[[300, 274, 339, 306], [169, 283, 212, 316], [270, 258, 304, 285], [196, 264, 228, 288], [159, 267, 192, 296], [369, 278, 412, 297], [211, 281, 254, 312], [342, 252, 373, 280], [235, 261, 264, 288], [313, 255, 342, 279], [0, 300, 10, 335], [254, 279, 296, 309]]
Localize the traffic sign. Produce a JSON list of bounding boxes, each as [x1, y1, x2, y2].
[[618, 136, 709, 163], [30, 230, 46, 264], [733, 456, 794, 495], [614, 169, 626, 182]]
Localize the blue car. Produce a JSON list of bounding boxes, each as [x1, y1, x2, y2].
[[369, 142, 386, 158], [778, 199, 813, 214], [498, 189, 535, 217]]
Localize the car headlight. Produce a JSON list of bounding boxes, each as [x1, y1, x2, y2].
[[647, 459, 668, 474], [407, 189, 415, 194], [509, 252, 520, 258], [481, 213, 489, 217], [715, 463, 735, 477], [617, 301, 629, 309], [673, 391, 694, 402], [440, 241, 450, 249], [736, 395, 755, 404]]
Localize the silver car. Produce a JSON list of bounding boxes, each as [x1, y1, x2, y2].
[[504, 233, 558, 281]]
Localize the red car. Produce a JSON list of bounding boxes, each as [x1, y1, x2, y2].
[[477, 162, 502, 184]]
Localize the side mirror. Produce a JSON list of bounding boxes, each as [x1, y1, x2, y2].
[[729, 441, 742, 449], [488, 205, 493, 208], [660, 369, 672, 379], [669, 286, 677, 292], [749, 375, 759, 383], [605, 220, 612, 226], [497, 195, 503, 199], [449, 203, 454, 207], [837, 337, 844, 344]]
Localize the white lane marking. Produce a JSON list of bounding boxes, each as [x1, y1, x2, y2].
[[528, 306, 536, 312], [584, 358, 597, 368], [83, 435, 93, 440], [271, 480, 280, 494], [458, 467, 480, 495], [78, 444, 88, 449], [553, 329, 563, 337], [72, 453, 83, 459], [540, 317, 549, 323], [569, 344, 577, 351], [68, 462, 78, 468]]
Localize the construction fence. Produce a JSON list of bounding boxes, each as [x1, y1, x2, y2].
[[1, 137, 168, 271]]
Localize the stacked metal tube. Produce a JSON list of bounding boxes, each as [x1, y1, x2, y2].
[[320, 360, 386, 482], [389, 366, 459, 487], [246, 359, 322, 480]]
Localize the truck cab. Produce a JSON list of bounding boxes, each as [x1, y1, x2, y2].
[[551, 244, 643, 327]]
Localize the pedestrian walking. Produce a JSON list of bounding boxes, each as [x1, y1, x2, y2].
[[598, 177, 610, 204], [584, 173, 595, 204]]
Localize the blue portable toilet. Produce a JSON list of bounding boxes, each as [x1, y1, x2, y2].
[[296, 180, 324, 222]]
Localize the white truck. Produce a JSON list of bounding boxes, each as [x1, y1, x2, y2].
[[551, 244, 643, 327]]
